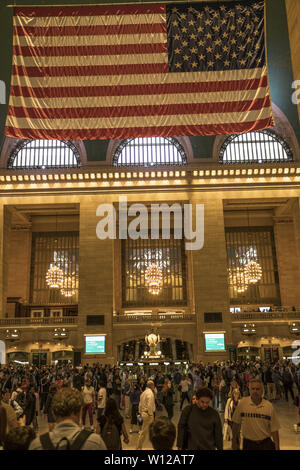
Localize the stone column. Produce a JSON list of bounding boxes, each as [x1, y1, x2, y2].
[[0, 206, 12, 318], [78, 197, 114, 363], [273, 215, 300, 308], [135, 341, 139, 361], [190, 195, 230, 362], [171, 338, 177, 361], [187, 342, 193, 362]]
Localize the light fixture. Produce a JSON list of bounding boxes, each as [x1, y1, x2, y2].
[[52, 328, 69, 339], [61, 272, 78, 297], [290, 323, 300, 335], [244, 208, 263, 284], [45, 213, 63, 288], [5, 329, 20, 340], [228, 267, 248, 293], [145, 264, 163, 295], [242, 323, 256, 335], [244, 258, 263, 284], [46, 264, 64, 288]]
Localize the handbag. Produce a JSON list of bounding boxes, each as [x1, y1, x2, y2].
[[137, 414, 143, 425], [223, 422, 231, 441]]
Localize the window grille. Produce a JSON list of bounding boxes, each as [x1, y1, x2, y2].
[[219, 130, 293, 164], [113, 137, 187, 167], [226, 227, 280, 304], [8, 140, 80, 169], [122, 236, 187, 307], [30, 232, 79, 304]]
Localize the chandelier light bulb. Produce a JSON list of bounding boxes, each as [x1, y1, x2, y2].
[[244, 258, 262, 284], [61, 272, 77, 297], [228, 267, 249, 293], [46, 264, 64, 288], [145, 264, 163, 295]]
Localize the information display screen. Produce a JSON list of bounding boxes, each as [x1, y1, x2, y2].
[[205, 333, 225, 351], [85, 335, 105, 354]]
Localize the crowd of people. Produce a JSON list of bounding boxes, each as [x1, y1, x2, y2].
[[0, 358, 300, 451]]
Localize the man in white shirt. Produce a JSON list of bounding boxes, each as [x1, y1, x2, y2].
[[81, 379, 95, 430], [136, 380, 156, 450], [232, 379, 280, 450], [97, 381, 107, 419]]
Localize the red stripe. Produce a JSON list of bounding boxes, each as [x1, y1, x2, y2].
[[8, 97, 271, 120], [14, 23, 166, 37], [13, 43, 166, 57], [14, 4, 165, 17], [12, 63, 169, 78], [10, 76, 268, 98], [4, 118, 274, 140]]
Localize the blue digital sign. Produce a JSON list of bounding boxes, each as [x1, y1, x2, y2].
[[85, 335, 105, 354]]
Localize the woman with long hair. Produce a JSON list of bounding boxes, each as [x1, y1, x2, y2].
[[97, 397, 129, 450], [224, 388, 241, 442], [162, 379, 174, 420]]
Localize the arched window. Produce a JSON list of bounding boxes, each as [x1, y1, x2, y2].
[[219, 130, 293, 164], [7, 140, 81, 169], [112, 137, 187, 167]]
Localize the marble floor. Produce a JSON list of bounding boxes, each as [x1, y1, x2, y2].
[[35, 398, 300, 451]]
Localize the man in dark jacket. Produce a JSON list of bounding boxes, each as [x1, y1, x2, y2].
[[177, 387, 223, 450], [72, 369, 84, 391], [282, 367, 295, 402]]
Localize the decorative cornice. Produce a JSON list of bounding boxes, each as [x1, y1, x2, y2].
[[0, 163, 300, 194]]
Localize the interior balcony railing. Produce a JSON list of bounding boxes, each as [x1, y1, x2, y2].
[[231, 310, 300, 322], [113, 312, 196, 323], [0, 316, 78, 327]]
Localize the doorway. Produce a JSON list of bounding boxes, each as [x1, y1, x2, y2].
[[32, 352, 47, 366]]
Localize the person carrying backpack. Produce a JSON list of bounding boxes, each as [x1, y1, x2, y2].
[[29, 388, 106, 450], [97, 397, 129, 450]]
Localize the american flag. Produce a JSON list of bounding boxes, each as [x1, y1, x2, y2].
[[5, 1, 274, 141]]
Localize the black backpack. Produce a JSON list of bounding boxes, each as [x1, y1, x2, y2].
[[101, 417, 121, 450], [39, 429, 93, 450]]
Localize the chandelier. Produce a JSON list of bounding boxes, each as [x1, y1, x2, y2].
[[61, 273, 77, 297], [244, 258, 263, 284], [45, 264, 64, 289], [244, 208, 263, 284], [46, 214, 64, 289], [228, 267, 249, 293], [145, 264, 163, 295]]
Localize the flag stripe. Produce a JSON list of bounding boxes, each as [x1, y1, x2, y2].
[[14, 23, 166, 37], [10, 66, 268, 86], [14, 4, 166, 17], [13, 43, 166, 57], [12, 52, 168, 67], [5, 117, 274, 141], [12, 63, 169, 78], [6, 107, 272, 130], [8, 96, 271, 120], [13, 13, 165, 28], [15, 32, 166, 47], [10, 76, 269, 98], [10, 87, 270, 109]]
